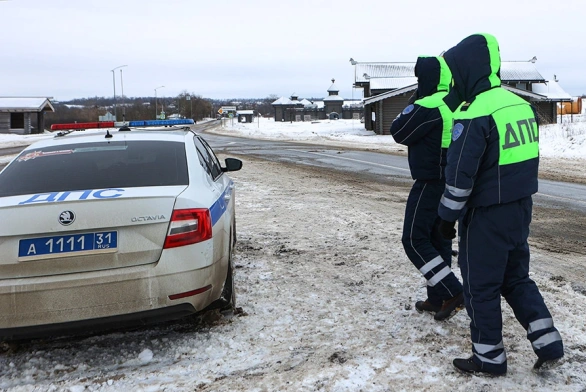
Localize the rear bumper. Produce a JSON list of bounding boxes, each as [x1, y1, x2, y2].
[[0, 262, 225, 339], [0, 303, 197, 341]]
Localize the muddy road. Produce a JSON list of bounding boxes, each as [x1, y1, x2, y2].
[[267, 156, 586, 290], [1, 154, 585, 391]]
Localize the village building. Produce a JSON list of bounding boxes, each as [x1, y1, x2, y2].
[[0, 97, 54, 134], [354, 61, 572, 135], [236, 110, 254, 123], [271, 79, 363, 122]]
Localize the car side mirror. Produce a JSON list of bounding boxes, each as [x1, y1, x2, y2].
[[222, 157, 243, 172]]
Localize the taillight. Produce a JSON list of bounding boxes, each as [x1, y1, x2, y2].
[[164, 208, 212, 249]]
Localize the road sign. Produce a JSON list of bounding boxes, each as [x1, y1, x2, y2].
[[228, 113, 234, 118], [218, 108, 223, 114]]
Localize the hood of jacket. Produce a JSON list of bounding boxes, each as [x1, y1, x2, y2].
[[442, 33, 502, 110], [414, 56, 452, 99]]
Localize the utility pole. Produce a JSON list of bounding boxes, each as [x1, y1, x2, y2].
[[187, 95, 192, 120], [154, 85, 165, 119], [120, 68, 126, 122], [111, 70, 116, 120], [110, 65, 127, 121]]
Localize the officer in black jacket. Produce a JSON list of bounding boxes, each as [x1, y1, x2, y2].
[[439, 33, 564, 376], [390, 56, 464, 321]]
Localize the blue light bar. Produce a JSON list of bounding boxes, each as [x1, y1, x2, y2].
[[128, 119, 194, 127]]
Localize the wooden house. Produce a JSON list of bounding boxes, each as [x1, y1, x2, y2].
[[0, 97, 54, 134], [354, 61, 572, 134]]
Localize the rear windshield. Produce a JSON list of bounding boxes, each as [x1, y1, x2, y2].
[[0, 140, 188, 198]]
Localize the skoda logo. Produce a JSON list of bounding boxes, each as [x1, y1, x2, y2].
[[59, 210, 76, 226]]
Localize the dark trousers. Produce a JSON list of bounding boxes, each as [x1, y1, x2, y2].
[[459, 197, 564, 373], [402, 179, 463, 306]]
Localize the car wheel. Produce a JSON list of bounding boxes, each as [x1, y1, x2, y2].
[[232, 216, 237, 248], [209, 231, 236, 311]]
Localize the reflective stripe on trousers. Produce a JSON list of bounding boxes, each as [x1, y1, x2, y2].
[[459, 198, 563, 372], [401, 180, 462, 303], [473, 341, 506, 365], [528, 318, 563, 352]]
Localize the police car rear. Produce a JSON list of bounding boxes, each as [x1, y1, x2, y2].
[[0, 127, 242, 339]]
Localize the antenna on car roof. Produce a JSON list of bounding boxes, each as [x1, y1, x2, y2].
[[105, 130, 113, 139], [119, 125, 131, 132], [54, 130, 74, 138]]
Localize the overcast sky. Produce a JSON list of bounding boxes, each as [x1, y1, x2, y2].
[[1, 0, 584, 101]]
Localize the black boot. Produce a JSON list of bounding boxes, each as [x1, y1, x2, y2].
[[434, 292, 464, 321], [533, 355, 564, 372], [415, 299, 441, 313], [453, 356, 506, 377]]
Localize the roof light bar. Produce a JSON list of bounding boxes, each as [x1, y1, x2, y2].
[[127, 119, 194, 127], [49, 119, 194, 132], [50, 121, 115, 131]]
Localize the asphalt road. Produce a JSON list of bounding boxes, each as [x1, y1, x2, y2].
[[0, 124, 584, 291], [2, 123, 586, 214], [197, 126, 586, 291], [199, 130, 586, 214], [0, 146, 27, 156]]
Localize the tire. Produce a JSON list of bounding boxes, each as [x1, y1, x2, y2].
[[208, 231, 236, 311], [232, 216, 237, 248]]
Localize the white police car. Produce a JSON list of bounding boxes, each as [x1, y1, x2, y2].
[[0, 126, 242, 339]]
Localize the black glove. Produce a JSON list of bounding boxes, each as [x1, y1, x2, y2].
[[438, 219, 456, 240]]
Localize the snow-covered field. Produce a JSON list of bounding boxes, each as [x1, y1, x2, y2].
[[1, 102, 585, 163], [213, 105, 586, 159], [0, 110, 585, 391]]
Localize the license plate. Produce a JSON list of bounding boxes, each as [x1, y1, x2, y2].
[[18, 231, 118, 261]]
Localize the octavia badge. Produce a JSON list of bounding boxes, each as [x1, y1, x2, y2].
[[59, 210, 75, 226]]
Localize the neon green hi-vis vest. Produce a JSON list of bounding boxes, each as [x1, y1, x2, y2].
[[417, 92, 453, 149], [454, 88, 539, 165]]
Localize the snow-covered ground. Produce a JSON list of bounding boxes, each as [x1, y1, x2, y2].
[[0, 110, 585, 391], [1, 102, 585, 163], [212, 106, 586, 159]]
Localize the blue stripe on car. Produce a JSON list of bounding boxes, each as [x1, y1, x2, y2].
[[209, 182, 233, 225]]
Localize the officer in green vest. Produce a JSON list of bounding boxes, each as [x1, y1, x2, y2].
[[438, 33, 564, 376], [390, 56, 464, 321]]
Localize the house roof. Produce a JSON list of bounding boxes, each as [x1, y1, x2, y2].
[[272, 96, 294, 105], [324, 95, 344, 102], [354, 61, 546, 84], [272, 98, 361, 109], [501, 84, 547, 100], [0, 97, 55, 112], [355, 63, 414, 84], [363, 84, 417, 105], [363, 83, 550, 105], [328, 82, 340, 92], [343, 100, 364, 107], [371, 77, 418, 90], [500, 62, 544, 82], [531, 80, 573, 101]]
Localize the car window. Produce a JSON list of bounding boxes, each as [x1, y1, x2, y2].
[[199, 137, 223, 177], [193, 136, 222, 180], [192, 136, 210, 175], [0, 140, 188, 198]]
